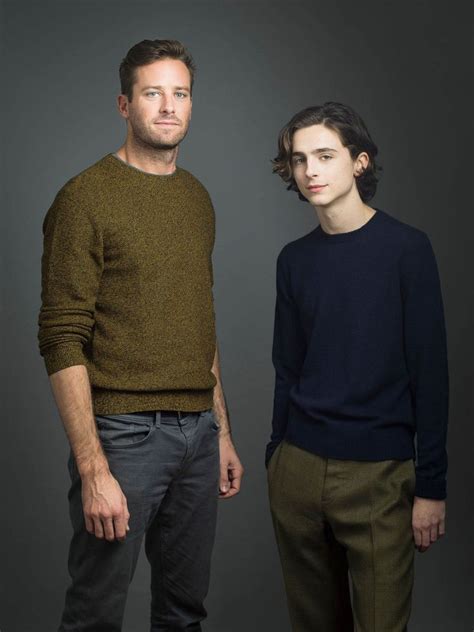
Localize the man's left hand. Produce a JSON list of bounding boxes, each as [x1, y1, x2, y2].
[[218, 434, 244, 499], [412, 497, 446, 552]]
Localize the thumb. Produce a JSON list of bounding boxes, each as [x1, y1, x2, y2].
[[220, 461, 230, 493]]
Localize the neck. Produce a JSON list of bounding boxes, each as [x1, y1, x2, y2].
[[116, 136, 178, 175], [314, 188, 375, 234]]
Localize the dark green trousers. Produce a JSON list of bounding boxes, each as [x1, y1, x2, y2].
[[267, 441, 416, 632]]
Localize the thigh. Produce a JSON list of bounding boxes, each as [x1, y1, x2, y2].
[[145, 410, 220, 627], [327, 458, 416, 632], [62, 414, 160, 632], [268, 442, 353, 632]]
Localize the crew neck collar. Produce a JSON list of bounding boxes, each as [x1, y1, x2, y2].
[[108, 152, 180, 179], [315, 208, 383, 243]]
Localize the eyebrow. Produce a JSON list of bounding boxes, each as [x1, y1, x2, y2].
[[291, 147, 338, 157], [142, 85, 190, 91]]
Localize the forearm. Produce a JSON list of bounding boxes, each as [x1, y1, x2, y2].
[[210, 343, 231, 438], [49, 364, 109, 478], [401, 233, 449, 499]]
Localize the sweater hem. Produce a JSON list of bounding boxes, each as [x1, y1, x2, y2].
[[286, 411, 416, 462], [91, 388, 214, 415]]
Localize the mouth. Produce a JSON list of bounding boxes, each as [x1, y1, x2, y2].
[[154, 120, 179, 126], [307, 184, 327, 192]]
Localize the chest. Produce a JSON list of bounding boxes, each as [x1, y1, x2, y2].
[[290, 244, 402, 326], [100, 193, 214, 275]]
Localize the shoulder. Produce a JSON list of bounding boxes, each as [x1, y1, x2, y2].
[[277, 228, 319, 264], [44, 156, 112, 230], [53, 155, 114, 207], [177, 168, 214, 203], [377, 212, 440, 283], [377, 209, 432, 253]]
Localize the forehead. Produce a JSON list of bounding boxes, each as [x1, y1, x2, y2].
[[292, 124, 343, 153], [134, 58, 191, 88]]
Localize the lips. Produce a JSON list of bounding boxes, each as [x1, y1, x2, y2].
[[307, 184, 327, 192]]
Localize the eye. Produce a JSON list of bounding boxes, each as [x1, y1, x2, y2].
[[293, 157, 304, 165], [175, 92, 188, 98], [146, 91, 160, 97], [320, 154, 333, 160]]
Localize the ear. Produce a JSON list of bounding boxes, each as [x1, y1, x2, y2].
[[354, 152, 369, 177], [117, 94, 129, 120]]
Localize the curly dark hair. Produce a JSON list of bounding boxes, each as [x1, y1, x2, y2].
[[272, 102, 382, 203], [119, 39, 196, 101]]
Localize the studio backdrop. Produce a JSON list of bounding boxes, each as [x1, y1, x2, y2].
[[2, 1, 473, 630]]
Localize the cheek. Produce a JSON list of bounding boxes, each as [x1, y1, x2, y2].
[[331, 163, 354, 188], [181, 103, 192, 119], [293, 170, 306, 191]]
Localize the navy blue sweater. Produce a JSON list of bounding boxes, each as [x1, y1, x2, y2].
[[266, 209, 449, 500]]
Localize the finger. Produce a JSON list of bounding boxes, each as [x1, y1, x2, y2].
[[219, 487, 239, 499], [413, 527, 422, 548], [84, 514, 94, 535], [438, 519, 446, 537], [421, 528, 431, 550], [113, 515, 128, 541], [122, 497, 131, 532], [103, 517, 115, 542], [93, 516, 104, 539], [220, 464, 230, 494], [229, 469, 243, 493], [430, 524, 439, 543]]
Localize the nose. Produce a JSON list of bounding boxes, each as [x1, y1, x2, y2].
[[305, 157, 318, 179], [160, 93, 175, 114]]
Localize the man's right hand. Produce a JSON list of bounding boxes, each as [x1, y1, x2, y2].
[[81, 470, 130, 542]]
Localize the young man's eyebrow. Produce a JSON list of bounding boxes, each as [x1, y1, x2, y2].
[[291, 147, 338, 157]]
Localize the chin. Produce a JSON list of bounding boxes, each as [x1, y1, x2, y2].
[[308, 194, 332, 207]]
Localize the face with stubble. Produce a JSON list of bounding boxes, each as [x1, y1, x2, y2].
[[118, 58, 193, 150]]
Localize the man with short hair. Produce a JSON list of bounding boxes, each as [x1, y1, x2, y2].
[[38, 39, 243, 632], [266, 102, 448, 631]]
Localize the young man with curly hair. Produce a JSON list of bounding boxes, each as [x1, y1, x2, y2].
[[266, 102, 448, 632]]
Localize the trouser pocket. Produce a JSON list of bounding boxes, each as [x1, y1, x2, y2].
[[95, 413, 154, 449]]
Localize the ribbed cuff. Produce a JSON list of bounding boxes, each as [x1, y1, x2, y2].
[[415, 476, 447, 500], [42, 343, 87, 376]]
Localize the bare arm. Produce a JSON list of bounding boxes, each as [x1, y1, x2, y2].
[[50, 365, 130, 541], [211, 344, 244, 498]]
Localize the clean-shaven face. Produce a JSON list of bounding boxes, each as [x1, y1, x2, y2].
[[124, 58, 192, 150], [291, 124, 363, 207]]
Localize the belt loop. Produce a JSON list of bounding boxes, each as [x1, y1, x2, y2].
[[177, 410, 182, 421], [155, 411, 161, 429]]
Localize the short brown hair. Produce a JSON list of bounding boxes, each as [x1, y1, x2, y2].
[[272, 102, 381, 203], [119, 39, 196, 101]]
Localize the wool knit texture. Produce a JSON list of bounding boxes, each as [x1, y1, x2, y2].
[[38, 153, 217, 414], [266, 209, 449, 500]]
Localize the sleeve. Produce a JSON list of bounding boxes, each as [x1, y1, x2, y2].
[[265, 249, 306, 466], [400, 232, 449, 499], [37, 186, 104, 376], [208, 194, 216, 288]]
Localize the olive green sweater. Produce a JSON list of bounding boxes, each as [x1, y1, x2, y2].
[[38, 153, 217, 414]]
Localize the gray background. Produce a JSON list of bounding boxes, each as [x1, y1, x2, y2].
[[2, 0, 473, 630]]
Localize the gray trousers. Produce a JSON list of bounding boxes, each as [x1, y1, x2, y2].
[[59, 409, 220, 632]]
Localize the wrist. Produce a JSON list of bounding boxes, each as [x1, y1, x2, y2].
[[77, 454, 110, 480], [218, 429, 232, 442]]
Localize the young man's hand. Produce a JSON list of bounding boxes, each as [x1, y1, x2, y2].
[[412, 497, 446, 552], [218, 434, 244, 499]]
